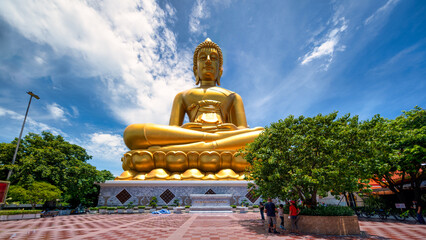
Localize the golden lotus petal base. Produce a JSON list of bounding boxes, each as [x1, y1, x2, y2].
[[118, 149, 249, 180], [181, 168, 205, 179], [116, 168, 243, 180], [115, 170, 138, 180], [216, 169, 240, 179], [145, 168, 170, 180]]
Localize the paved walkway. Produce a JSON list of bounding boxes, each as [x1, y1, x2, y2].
[[1, 213, 425, 239]]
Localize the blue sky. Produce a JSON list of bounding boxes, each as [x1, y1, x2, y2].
[[0, 0, 425, 176]]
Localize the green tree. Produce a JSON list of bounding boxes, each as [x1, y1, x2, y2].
[[8, 181, 62, 209], [365, 106, 425, 207], [0, 131, 114, 207], [240, 112, 371, 206], [0, 142, 17, 178]]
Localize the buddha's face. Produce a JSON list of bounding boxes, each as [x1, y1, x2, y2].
[[197, 47, 221, 82]]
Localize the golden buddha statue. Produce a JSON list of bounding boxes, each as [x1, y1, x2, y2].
[[117, 38, 263, 180]]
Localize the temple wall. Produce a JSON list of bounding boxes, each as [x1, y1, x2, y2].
[[97, 180, 262, 207]]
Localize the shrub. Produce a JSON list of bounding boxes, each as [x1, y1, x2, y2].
[[162, 206, 169, 209], [117, 206, 125, 209], [231, 205, 237, 208], [106, 207, 116, 210], [253, 205, 259, 208], [89, 207, 99, 210], [138, 206, 146, 209], [99, 206, 108, 209], [185, 205, 190, 208], [300, 205, 354, 216], [173, 199, 180, 206], [0, 210, 42, 215], [149, 197, 158, 208]]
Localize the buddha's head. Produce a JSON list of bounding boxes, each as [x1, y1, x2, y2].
[[193, 38, 223, 85]]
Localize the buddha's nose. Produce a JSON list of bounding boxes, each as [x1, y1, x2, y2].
[[206, 55, 211, 63]]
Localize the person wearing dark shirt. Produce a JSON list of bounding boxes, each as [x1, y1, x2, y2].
[[264, 198, 279, 234]]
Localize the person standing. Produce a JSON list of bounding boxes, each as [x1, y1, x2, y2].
[[259, 201, 265, 220], [278, 204, 285, 229], [289, 200, 300, 233], [264, 198, 279, 234], [415, 203, 425, 224]]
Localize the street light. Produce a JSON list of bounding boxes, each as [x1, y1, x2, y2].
[[6, 91, 40, 181]]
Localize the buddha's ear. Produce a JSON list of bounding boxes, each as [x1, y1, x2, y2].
[[194, 66, 200, 85], [217, 67, 223, 86]]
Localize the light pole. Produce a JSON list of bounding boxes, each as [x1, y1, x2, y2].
[[6, 91, 40, 181]]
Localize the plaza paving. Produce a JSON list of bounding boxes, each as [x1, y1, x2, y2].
[[1, 213, 425, 240]]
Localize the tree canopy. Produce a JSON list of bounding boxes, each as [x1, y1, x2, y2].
[[364, 106, 425, 207], [240, 112, 371, 206], [240, 107, 425, 208], [8, 181, 62, 209], [0, 131, 114, 207]]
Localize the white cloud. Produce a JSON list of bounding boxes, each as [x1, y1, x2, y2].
[[300, 17, 348, 69], [83, 132, 128, 163], [364, 0, 400, 25], [71, 106, 79, 118], [0, 106, 67, 137], [189, 0, 210, 35], [0, 0, 194, 125], [46, 103, 68, 122]]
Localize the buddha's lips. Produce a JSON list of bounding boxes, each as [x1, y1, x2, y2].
[[204, 67, 213, 70]]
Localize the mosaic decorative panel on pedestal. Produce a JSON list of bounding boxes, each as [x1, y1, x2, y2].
[[97, 180, 262, 206]]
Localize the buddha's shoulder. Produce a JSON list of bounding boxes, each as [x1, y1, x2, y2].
[[211, 87, 235, 96]]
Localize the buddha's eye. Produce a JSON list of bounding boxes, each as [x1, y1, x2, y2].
[[200, 56, 207, 61]]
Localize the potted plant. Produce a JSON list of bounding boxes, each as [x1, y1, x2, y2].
[[99, 206, 108, 214], [281, 205, 360, 235], [127, 202, 134, 213], [117, 206, 126, 213], [173, 199, 180, 207], [107, 207, 116, 214], [149, 197, 158, 209], [252, 205, 259, 212], [0, 210, 42, 221], [89, 207, 98, 214], [237, 201, 248, 213], [137, 206, 145, 213], [230, 205, 237, 213]]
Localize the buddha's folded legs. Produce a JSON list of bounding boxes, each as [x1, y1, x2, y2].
[[147, 130, 263, 151], [124, 123, 263, 150], [124, 123, 202, 149]]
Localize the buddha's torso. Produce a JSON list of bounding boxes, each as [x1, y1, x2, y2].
[[181, 86, 235, 125]]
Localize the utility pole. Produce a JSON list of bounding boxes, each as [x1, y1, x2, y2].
[[6, 91, 40, 181]]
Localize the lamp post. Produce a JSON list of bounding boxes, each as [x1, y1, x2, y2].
[[6, 91, 40, 181]]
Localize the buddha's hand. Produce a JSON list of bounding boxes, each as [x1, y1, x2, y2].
[[217, 123, 239, 131], [181, 122, 203, 129]]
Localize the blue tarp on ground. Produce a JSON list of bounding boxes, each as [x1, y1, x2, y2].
[[151, 209, 170, 214]]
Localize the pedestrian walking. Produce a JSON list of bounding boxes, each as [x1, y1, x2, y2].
[[278, 204, 285, 230], [259, 201, 265, 220], [264, 198, 279, 234], [417, 205, 425, 224]]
